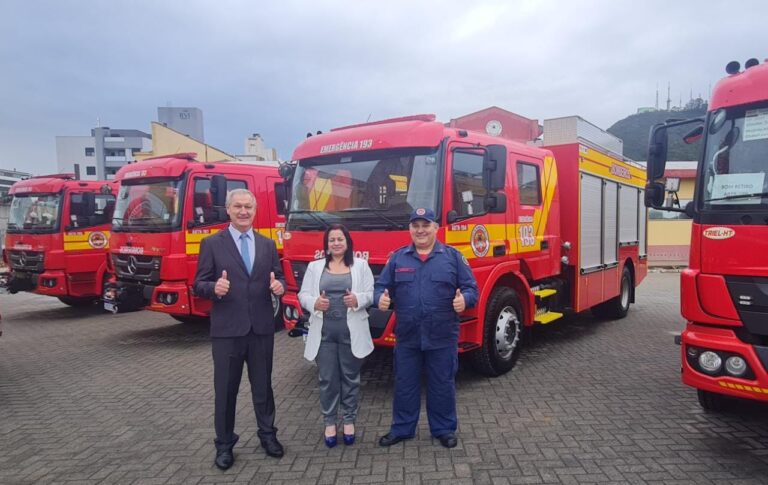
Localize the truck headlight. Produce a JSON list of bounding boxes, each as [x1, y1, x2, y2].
[[724, 356, 747, 377], [698, 351, 722, 374]]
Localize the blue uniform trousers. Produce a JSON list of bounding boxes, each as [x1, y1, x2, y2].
[[390, 344, 458, 438]]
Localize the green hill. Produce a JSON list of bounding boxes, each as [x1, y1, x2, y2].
[[608, 107, 707, 161]]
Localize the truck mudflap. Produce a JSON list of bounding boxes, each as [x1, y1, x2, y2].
[[103, 281, 153, 314], [680, 324, 768, 403]]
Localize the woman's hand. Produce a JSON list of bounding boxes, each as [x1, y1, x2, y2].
[[343, 289, 358, 309], [314, 291, 330, 311]]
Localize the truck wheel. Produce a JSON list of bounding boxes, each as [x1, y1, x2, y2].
[[592, 266, 632, 319], [171, 315, 209, 324], [697, 389, 726, 412], [57, 296, 97, 307], [272, 294, 284, 332], [469, 287, 524, 377]]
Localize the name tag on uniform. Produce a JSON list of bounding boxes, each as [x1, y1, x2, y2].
[[396, 267, 416, 273]]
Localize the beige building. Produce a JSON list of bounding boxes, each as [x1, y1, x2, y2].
[[134, 122, 236, 162], [646, 161, 697, 266]]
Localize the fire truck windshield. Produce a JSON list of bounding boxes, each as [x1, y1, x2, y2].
[[701, 103, 768, 212], [287, 147, 440, 231], [7, 194, 61, 234], [112, 178, 185, 232]]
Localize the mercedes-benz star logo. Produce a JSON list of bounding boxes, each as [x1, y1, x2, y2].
[[17, 251, 27, 267], [126, 255, 138, 275]]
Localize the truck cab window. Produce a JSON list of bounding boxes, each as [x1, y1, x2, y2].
[[192, 178, 247, 225], [517, 162, 541, 205], [452, 151, 487, 218], [69, 193, 116, 228]]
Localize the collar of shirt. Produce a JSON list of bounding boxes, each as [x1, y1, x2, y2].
[[228, 224, 253, 243], [404, 241, 445, 257]]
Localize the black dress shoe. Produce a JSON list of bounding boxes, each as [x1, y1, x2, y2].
[[215, 449, 234, 470], [261, 437, 285, 458], [437, 433, 458, 448], [378, 432, 412, 447]]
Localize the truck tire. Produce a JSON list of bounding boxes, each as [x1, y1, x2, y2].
[[591, 266, 632, 319], [57, 296, 97, 307], [469, 287, 524, 377], [697, 389, 726, 412]]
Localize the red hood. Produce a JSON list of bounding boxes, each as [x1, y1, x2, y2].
[[696, 224, 768, 277]]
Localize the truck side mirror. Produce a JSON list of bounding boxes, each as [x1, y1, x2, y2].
[[647, 124, 669, 181], [484, 145, 507, 191], [81, 192, 96, 216], [278, 162, 296, 181], [644, 182, 665, 208], [210, 175, 227, 207], [485, 192, 506, 213]]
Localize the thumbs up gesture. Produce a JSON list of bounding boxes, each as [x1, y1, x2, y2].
[[343, 288, 358, 309], [378, 288, 391, 310], [453, 288, 465, 313], [269, 271, 284, 296], [215, 270, 230, 297], [315, 290, 330, 311]]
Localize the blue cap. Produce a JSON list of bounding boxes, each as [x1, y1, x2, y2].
[[409, 208, 436, 223]]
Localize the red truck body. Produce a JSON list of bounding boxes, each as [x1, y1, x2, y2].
[[3, 174, 115, 305], [103, 153, 286, 323], [280, 114, 647, 375], [646, 58, 768, 410]]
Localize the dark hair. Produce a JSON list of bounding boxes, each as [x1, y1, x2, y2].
[[324, 223, 354, 269]]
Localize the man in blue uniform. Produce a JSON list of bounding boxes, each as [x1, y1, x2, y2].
[[374, 208, 478, 448]]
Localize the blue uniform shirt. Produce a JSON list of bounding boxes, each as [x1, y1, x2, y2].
[[374, 241, 479, 350]]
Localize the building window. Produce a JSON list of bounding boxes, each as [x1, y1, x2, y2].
[[86, 166, 96, 176], [85, 147, 95, 157]]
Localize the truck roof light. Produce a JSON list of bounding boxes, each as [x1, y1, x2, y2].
[[745, 58, 759, 69], [725, 61, 740, 75]]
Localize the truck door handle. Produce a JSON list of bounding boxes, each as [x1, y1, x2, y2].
[[493, 245, 506, 256], [541, 240, 549, 249]]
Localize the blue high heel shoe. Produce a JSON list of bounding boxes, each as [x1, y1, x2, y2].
[[324, 434, 337, 448], [343, 433, 355, 446]]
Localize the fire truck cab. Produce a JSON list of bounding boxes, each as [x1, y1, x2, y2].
[[104, 153, 287, 324], [280, 114, 647, 376], [646, 58, 768, 410], [3, 174, 115, 305]]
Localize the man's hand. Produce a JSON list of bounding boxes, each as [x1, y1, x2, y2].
[[214, 270, 230, 297], [269, 272, 284, 296], [315, 291, 330, 311], [343, 289, 358, 309], [453, 288, 466, 313], [378, 289, 391, 310]]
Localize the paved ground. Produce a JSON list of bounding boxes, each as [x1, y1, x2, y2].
[[2, 272, 768, 484]]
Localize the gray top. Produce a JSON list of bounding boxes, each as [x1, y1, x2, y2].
[[319, 271, 352, 342]]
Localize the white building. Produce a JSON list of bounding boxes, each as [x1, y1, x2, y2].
[[56, 127, 152, 180]]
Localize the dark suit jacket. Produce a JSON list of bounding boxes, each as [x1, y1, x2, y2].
[[193, 228, 285, 337]]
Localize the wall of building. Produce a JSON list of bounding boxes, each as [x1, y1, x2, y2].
[[647, 177, 695, 265], [447, 106, 541, 141], [158, 107, 204, 142], [56, 136, 96, 180], [134, 123, 233, 162]]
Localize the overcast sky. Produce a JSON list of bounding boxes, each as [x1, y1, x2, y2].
[[1, 0, 765, 174]]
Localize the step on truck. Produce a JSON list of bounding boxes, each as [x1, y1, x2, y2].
[[103, 153, 287, 325], [2, 174, 116, 306], [279, 114, 648, 376], [645, 57, 768, 411]]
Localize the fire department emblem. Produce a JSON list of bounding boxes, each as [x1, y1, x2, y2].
[[470, 225, 490, 257], [88, 231, 108, 249], [415, 208, 426, 216]]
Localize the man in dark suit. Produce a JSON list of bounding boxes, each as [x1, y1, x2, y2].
[[194, 188, 286, 470]]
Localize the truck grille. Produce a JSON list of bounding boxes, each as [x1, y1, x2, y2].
[[7, 250, 44, 273], [727, 276, 768, 336], [113, 254, 161, 284]]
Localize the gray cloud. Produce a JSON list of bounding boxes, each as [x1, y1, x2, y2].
[[2, 0, 766, 173]]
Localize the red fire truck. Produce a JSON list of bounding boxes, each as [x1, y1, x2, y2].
[[103, 153, 287, 324], [279, 114, 648, 376], [646, 58, 768, 410], [2, 174, 115, 305]]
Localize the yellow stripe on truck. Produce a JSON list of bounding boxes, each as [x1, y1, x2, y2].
[[63, 231, 110, 251]]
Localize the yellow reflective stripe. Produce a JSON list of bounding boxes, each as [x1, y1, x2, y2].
[[63, 231, 110, 251], [579, 146, 646, 188]]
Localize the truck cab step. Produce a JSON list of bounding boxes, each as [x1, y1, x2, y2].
[[534, 289, 557, 298], [534, 311, 563, 325]]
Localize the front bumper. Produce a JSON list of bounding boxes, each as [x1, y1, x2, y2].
[[681, 324, 768, 403]]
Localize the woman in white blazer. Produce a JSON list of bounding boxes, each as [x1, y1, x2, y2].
[[298, 224, 374, 448]]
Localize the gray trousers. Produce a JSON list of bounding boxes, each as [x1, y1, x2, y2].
[[317, 340, 362, 425]]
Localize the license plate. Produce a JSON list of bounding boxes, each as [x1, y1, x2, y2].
[[104, 301, 117, 313]]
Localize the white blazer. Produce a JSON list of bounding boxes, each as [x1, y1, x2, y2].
[[298, 257, 375, 361]]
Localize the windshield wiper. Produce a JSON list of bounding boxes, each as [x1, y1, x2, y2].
[[339, 208, 405, 230], [289, 210, 330, 228], [705, 192, 768, 203]]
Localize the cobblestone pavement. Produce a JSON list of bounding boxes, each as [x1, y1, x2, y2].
[[2, 272, 768, 484]]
